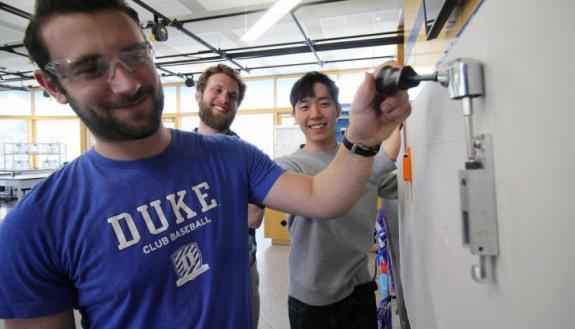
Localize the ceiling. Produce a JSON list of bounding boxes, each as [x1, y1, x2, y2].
[[0, 0, 403, 89]]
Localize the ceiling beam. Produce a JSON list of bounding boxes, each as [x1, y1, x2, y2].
[[155, 31, 402, 60], [242, 54, 395, 72], [0, 0, 400, 84], [132, 0, 249, 72], [0, 3, 31, 58], [175, 0, 349, 24], [0, 83, 28, 91], [0, 69, 34, 80], [0, 2, 31, 20], [0, 45, 28, 58], [156, 35, 403, 67], [135, 0, 351, 73], [290, 11, 322, 67], [158, 54, 395, 78]]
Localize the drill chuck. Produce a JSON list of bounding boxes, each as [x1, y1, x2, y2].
[[374, 65, 437, 95]]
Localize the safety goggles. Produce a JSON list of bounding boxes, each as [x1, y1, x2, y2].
[[44, 42, 155, 84]]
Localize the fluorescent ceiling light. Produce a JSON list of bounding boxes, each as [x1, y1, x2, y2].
[[241, 0, 303, 42]]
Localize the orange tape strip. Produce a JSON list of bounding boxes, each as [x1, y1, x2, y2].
[[403, 146, 412, 181]]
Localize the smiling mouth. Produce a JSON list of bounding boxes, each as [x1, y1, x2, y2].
[[308, 122, 327, 129], [212, 104, 228, 113], [107, 92, 149, 110], [119, 99, 146, 109]]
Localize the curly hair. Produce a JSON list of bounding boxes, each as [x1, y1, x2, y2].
[[195, 64, 247, 106]]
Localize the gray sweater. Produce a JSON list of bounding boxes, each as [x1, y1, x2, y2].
[[275, 145, 397, 306]]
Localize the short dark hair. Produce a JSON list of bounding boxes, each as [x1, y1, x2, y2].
[[195, 64, 247, 106], [24, 0, 141, 73], [289, 71, 339, 111]]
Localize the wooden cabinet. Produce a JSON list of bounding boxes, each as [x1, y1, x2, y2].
[[263, 208, 290, 245], [263, 200, 384, 250]]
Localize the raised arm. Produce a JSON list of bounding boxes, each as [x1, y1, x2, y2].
[[382, 125, 402, 161], [247, 203, 265, 229], [5, 309, 76, 329], [263, 61, 411, 219]]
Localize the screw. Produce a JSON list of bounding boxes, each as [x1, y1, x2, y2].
[[473, 139, 482, 149]]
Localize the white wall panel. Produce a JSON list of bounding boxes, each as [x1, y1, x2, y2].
[[400, 1, 575, 328]]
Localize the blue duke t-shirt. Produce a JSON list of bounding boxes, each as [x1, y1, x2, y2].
[[0, 129, 285, 328]]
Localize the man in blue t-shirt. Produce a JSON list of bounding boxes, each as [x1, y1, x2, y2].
[[0, 1, 411, 328], [193, 63, 265, 329]]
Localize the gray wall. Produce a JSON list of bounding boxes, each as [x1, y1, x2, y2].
[[399, 1, 575, 328]]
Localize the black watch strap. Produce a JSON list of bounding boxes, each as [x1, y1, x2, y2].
[[342, 136, 380, 157]]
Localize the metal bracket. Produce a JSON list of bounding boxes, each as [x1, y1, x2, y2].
[[458, 134, 499, 282], [375, 58, 499, 283], [437, 58, 498, 283]]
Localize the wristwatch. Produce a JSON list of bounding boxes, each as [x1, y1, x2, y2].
[[342, 135, 380, 157]]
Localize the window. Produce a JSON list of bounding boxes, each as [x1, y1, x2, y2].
[[336, 72, 365, 104], [180, 86, 199, 113], [276, 77, 300, 109], [0, 90, 31, 116], [162, 117, 176, 129], [34, 92, 75, 116], [278, 112, 296, 126], [0, 120, 29, 169], [240, 79, 274, 110], [35, 120, 81, 164], [88, 131, 96, 149], [230, 113, 274, 157], [162, 86, 177, 114], [0, 69, 379, 166], [179, 116, 200, 132]]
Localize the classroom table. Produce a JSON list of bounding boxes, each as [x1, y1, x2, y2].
[[0, 171, 52, 202]]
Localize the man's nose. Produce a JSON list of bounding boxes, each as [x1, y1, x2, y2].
[[216, 92, 229, 105], [107, 59, 141, 94], [309, 103, 321, 117]]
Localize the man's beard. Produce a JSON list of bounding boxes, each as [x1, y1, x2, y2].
[[67, 85, 164, 142], [198, 99, 236, 132]]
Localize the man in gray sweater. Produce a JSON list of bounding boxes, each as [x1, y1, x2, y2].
[[275, 71, 400, 329]]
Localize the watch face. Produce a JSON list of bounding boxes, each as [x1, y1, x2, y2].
[[153, 24, 168, 41]]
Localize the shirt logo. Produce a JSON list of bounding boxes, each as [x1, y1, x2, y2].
[[172, 242, 210, 287]]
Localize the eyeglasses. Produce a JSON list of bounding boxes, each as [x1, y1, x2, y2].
[[44, 42, 155, 84]]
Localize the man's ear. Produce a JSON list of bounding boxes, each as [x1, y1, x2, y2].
[[34, 69, 68, 104], [195, 90, 202, 103], [336, 103, 342, 118]]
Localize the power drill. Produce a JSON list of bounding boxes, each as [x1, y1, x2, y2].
[[374, 65, 438, 95]]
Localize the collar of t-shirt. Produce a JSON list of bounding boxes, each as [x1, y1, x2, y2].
[[193, 127, 238, 138]]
